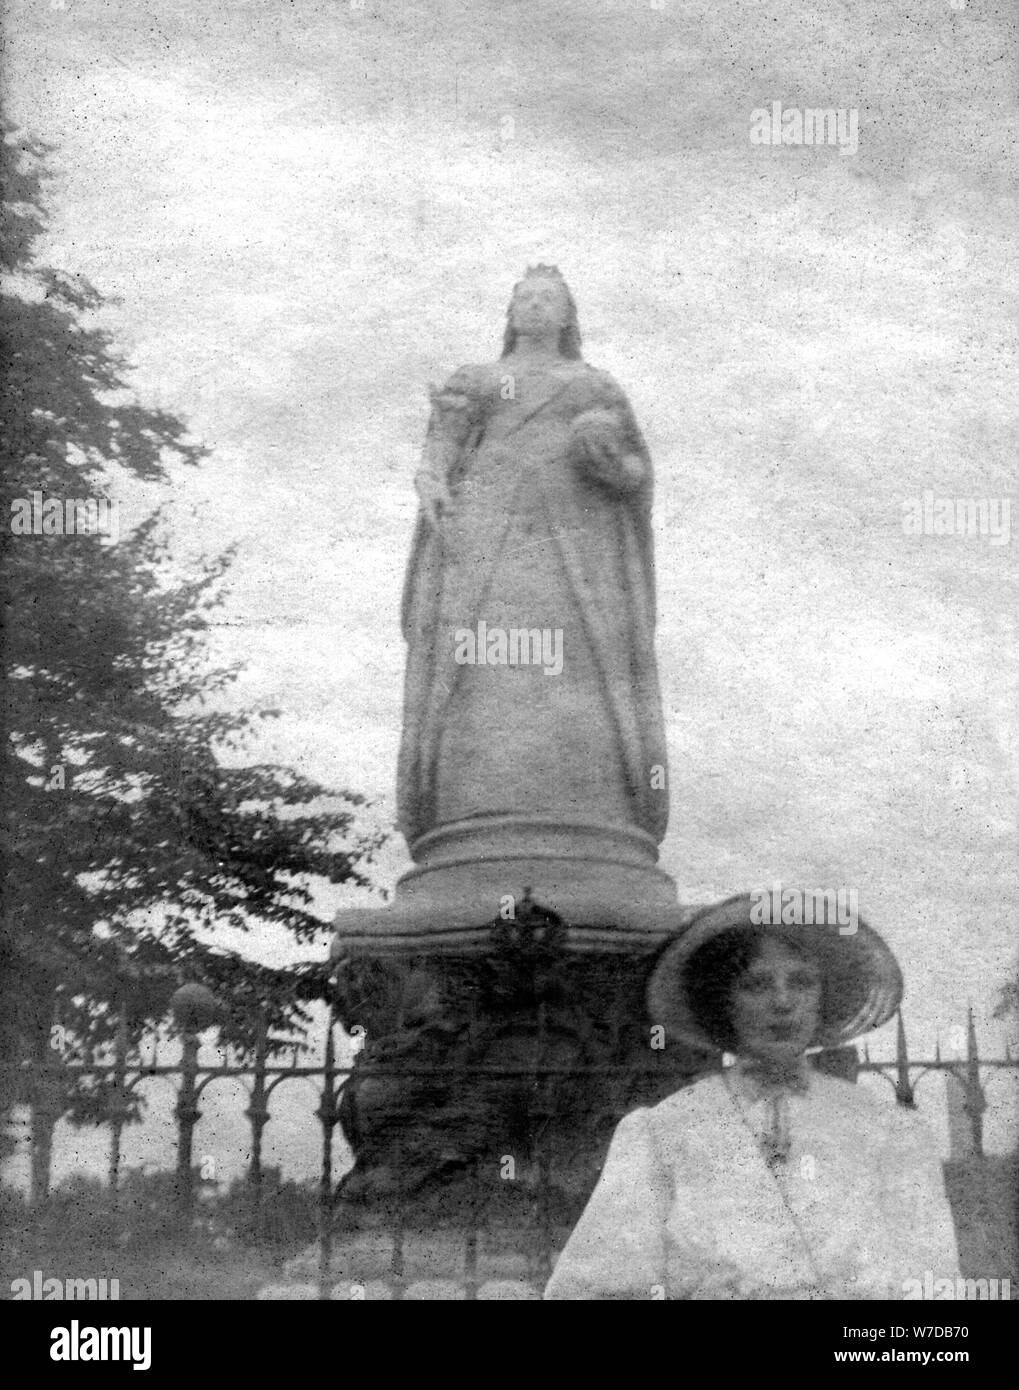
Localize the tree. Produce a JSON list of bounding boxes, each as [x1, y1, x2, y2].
[[0, 121, 381, 1143]]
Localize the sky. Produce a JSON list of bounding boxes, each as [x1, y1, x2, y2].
[[3, 0, 1018, 1165]]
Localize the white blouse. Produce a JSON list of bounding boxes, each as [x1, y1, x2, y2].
[[544, 1068, 961, 1300]]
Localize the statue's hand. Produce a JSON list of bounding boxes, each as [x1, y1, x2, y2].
[[583, 445, 646, 493], [570, 411, 645, 493], [414, 471, 456, 535]]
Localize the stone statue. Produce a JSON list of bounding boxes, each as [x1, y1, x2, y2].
[[397, 266, 669, 856], [328, 269, 696, 1250]]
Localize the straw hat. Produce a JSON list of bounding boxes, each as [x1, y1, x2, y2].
[[646, 892, 904, 1053]]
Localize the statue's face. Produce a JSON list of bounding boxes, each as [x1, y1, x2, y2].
[[510, 276, 570, 340], [729, 937, 821, 1065]]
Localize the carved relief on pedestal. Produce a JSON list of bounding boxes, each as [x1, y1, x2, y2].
[[332, 897, 708, 1227]]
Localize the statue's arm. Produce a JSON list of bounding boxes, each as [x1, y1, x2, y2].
[[570, 372, 653, 498], [414, 366, 491, 531]]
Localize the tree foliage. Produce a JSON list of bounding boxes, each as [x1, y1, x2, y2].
[[0, 122, 380, 1118]]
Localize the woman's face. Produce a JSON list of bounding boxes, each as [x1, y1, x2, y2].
[[510, 276, 569, 340], [729, 936, 822, 1065]]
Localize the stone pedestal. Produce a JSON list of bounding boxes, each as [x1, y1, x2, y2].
[[332, 814, 687, 951], [330, 892, 710, 1244]]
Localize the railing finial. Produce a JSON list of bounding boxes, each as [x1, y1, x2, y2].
[[894, 1009, 915, 1107]]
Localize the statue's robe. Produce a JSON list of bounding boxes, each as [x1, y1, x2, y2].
[[397, 358, 669, 848]]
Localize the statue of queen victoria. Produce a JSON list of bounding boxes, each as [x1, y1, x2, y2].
[[398, 266, 669, 865]]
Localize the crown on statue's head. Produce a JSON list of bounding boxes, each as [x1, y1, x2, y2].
[[501, 263, 582, 359], [522, 263, 566, 281]]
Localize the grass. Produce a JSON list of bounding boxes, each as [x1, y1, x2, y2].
[[1, 1167, 320, 1301]]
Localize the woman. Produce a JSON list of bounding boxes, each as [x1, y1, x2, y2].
[[396, 265, 669, 850], [544, 895, 961, 1299]]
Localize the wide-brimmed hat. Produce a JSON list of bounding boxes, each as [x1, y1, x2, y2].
[[646, 892, 904, 1053]]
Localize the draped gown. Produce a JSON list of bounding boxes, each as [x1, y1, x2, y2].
[[396, 356, 669, 850]]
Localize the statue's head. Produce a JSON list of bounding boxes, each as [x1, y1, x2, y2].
[[502, 265, 582, 360]]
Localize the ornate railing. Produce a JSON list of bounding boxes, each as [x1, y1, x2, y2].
[[3, 997, 1014, 1299]]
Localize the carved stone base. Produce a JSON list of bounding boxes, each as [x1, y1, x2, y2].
[[330, 896, 711, 1236]]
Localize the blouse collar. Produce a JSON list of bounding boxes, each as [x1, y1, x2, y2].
[[727, 1054, 813, 1105]]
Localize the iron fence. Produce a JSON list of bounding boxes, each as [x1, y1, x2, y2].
[[2, 1004, 1015, 1300]]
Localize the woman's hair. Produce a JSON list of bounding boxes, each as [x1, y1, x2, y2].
[[501, 264, 583, 360], [684, 928, 823, 1052]]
